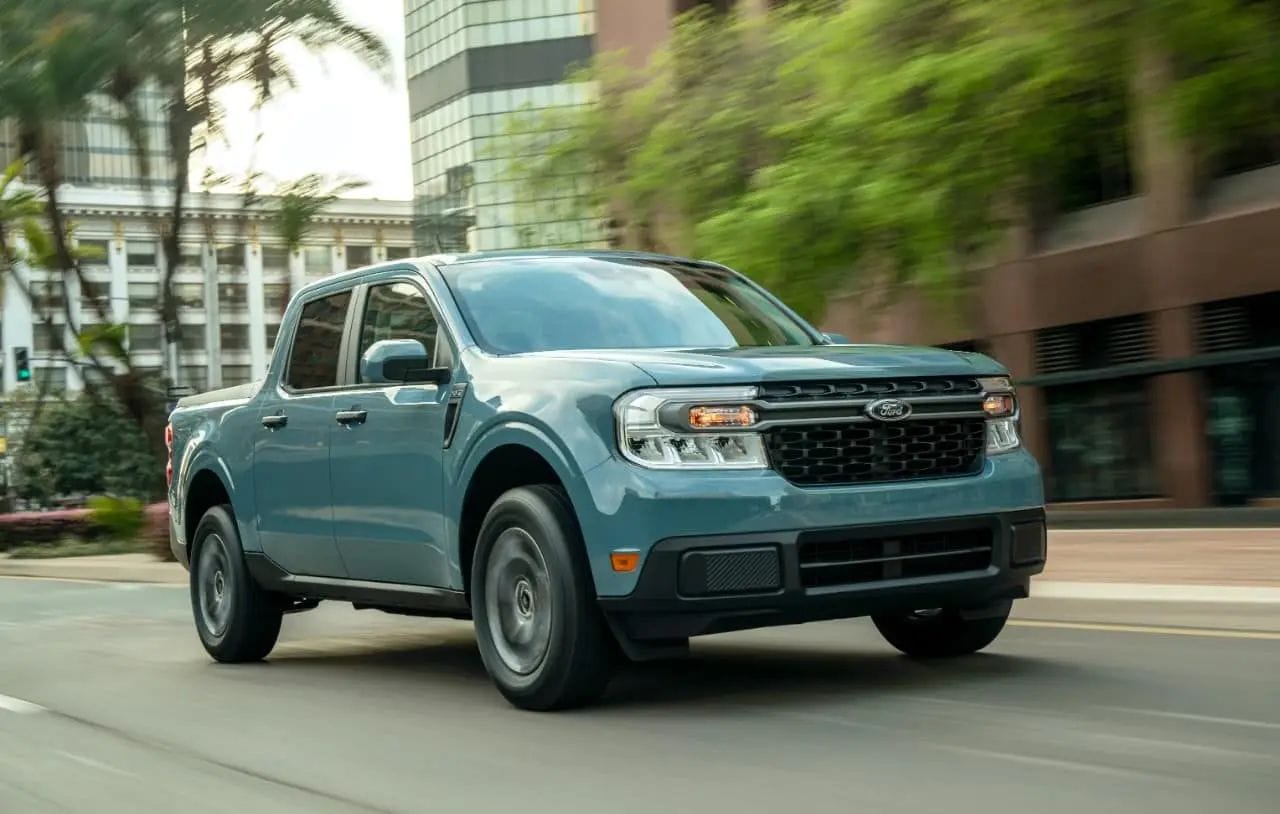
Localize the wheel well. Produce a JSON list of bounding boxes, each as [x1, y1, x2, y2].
[[459, 444, 565, 597], [185, 469, 232, 547]]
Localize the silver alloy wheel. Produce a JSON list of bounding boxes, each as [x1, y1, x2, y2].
[[484, 527, 553, 675], [197, 533, 232, 637]]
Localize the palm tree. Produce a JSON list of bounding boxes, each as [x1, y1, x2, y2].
[[269, 173, 367, 313]]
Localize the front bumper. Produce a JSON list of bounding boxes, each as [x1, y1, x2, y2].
[[598, 508, 1046, 641]]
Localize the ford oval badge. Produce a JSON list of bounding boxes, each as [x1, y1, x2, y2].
[[866, 398, 912, 422]]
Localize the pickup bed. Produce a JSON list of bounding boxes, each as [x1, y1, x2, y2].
[[167, 250, 1046, 710]]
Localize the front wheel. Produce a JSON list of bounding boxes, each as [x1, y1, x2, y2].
[[872, 605, 1009, 658], [471, 486, 615, 711]]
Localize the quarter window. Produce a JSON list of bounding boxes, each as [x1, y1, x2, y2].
[[357, 282, 440, 382], [286, 291, 351, 390]]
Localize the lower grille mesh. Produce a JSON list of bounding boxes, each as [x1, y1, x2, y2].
[[798, 527, 994, 589]]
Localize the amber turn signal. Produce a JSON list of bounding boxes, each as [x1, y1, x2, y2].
[[610, 550, 640, 572], [688, 404, 756, 429], [982, 394, 1016, 418]]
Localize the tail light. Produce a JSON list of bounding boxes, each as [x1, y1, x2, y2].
[[165, 422, 174, 487]]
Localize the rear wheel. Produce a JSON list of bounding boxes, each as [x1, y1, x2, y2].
[[471, 485, 615, 710], [872, 606, 1009, 658], [190, 505, 282, 663]]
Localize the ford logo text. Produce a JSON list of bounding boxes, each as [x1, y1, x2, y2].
[[866, 398, 912, 422]]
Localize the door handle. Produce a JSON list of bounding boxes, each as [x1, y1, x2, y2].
[[335, 410, 368, 426], [261, 414, 288, 429]]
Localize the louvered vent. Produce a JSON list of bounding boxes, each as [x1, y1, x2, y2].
[[1197, 301, 1251, 353], [1106, 315, 1154, 365], [1036, 327, 1080, 374]]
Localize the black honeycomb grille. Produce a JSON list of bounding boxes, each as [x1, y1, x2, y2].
[[759, 377, 981, 403], [765, 418, 986, 486]]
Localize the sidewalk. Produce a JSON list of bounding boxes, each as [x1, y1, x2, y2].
[[0, 528, 1276, 589]]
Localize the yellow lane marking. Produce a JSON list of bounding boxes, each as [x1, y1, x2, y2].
[[1009, 619, 1280, 640]]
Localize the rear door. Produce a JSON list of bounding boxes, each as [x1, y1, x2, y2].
[[253, 288, 354, 577], [328, 276, 454, 587]]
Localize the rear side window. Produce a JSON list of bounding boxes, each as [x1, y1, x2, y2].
[[286, 291, 351, 390]]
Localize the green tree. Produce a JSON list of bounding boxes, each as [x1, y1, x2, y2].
[[513, 0, 1280, 321], [267, 173, 366, 311], [0, 0, 389, 460], [13, 394, 159, 504]]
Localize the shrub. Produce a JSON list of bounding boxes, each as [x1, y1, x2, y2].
[[0, 508, 102, 551], [142, 502, 173, 561], [88, 495, 144, 540]]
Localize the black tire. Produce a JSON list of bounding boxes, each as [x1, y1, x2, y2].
[[190, 505, 283, 663], [471, 485, 615, 711], [872, 606, 1009, 658]]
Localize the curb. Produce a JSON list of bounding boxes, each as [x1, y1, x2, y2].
[[0, 558, 186, 585], [1033, 580, 1280, 604]]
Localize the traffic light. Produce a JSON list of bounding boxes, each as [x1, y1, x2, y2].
[[13, 347, 30, 382]]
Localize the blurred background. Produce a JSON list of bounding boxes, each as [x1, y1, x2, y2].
[[1, 4, 1278, 813]]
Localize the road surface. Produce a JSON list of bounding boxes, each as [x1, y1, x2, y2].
[[1, 576, 1277, 813]]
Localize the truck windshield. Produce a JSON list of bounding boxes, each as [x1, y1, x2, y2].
[[441, 257, 817, 354]]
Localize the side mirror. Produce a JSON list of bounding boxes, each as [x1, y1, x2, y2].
[[360, 339, 450, 385], [822, 332, 851, 345]]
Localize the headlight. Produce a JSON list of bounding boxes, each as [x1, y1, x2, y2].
[[979, 377, 1021, 454], [615, 387, 768, 470]]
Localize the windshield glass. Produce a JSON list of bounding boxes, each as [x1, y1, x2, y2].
[[441, 257, 816, 354]]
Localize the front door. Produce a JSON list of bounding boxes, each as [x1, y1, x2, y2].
[[253, 288, 353, 577], [329, 279, 452, 587]]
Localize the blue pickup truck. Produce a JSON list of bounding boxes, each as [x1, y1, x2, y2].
[[167, 250, 1046, 710]]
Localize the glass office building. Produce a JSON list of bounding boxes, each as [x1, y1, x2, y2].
[[0, 86, 173, 189], [405, 0, 600, 252]]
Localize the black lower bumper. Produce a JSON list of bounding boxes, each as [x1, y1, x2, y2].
[[598, 508, 1046, 641]]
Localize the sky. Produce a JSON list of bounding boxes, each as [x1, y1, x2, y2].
[[202, 0, 413, 201]]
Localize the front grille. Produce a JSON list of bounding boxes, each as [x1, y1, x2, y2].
[[765, 418, 986, 486], [798, 527, 994, 589], [759, 377, 981, 403]]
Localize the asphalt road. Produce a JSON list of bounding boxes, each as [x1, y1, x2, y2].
[[1, 577, 1277, 814]]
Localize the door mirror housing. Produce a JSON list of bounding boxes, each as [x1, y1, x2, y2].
[[360, 339, 450, 385], [822, 332, 851, 345]]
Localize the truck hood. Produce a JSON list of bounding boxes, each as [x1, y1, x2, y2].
[[527, 345, 1001, 387]]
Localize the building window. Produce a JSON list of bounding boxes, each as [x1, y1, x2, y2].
[[82, 279, 110, 310], [304, 246, 331, 275], [181, 366, 208, 393], [33, 323, 62, 352], [129, 323, 163, 352], [173, 282, 204, 309], [215, 243, 244, 268], [78, 239, 110, 266], [179, 328, 206, 352], [221, 365, 252, 386], [128, 281, 160, 310], [1045, 380, 1158, 502], [386, 246, 414, 261], [262, 246, 290, 269], [179, 246, 204, 269], [266, 323, 281, 350], [286, 291, 351, 390], [127, 241, 157, 267], [219, 283, 248, 310], [32, 367, 67, 394], [263, 283, 289, 313], [30, 280, 66, 313], [220, 324, 249, 351], [346, 245, 373, 267]]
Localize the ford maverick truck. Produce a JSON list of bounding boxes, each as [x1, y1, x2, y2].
[[167, 250, 1046, 710]]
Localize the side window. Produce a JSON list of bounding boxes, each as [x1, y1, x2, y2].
[[357, 282, 441, 382], [286, 290, 352, 390]]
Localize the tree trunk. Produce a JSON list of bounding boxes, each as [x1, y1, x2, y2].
[[160, 82, 193, 388]]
